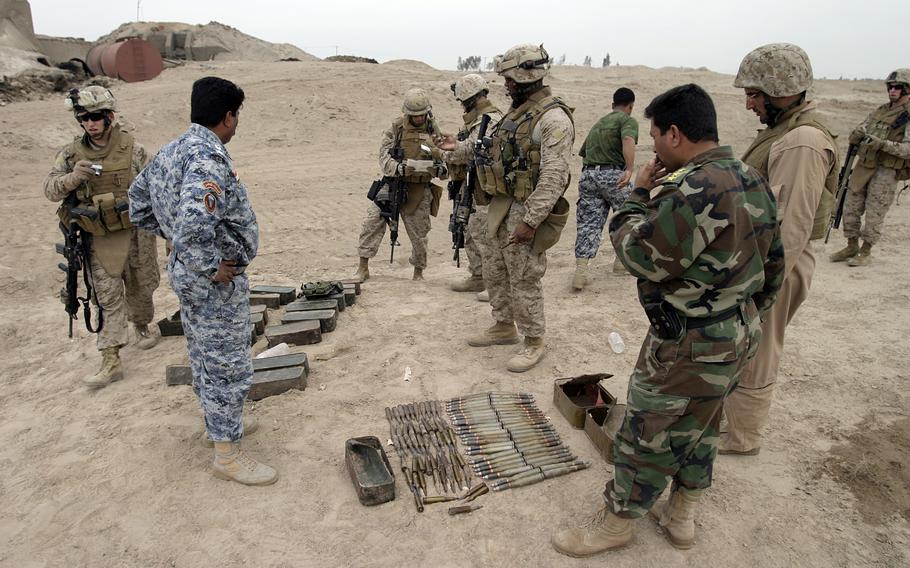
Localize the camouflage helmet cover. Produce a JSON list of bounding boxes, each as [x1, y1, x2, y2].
[[886, 69, 910, 87], [495, 43, 550, 83], [64, 85, 117, 114], [451, 74, 488, 101], [733, 43, 813, 97], [402, 88, 431, 116]]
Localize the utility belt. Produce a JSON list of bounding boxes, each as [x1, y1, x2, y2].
[[582, 164, 622, 171], [60, 192, 133, 236], [644, 301, 748, 340]]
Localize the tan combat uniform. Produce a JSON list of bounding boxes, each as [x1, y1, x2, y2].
[[722, 101, 837, 453], [843, 101, 910, 245], [357, 117, 443, 269], [477, 88, 575, 338], [44, 124, 160, 350], [442, 99, 503, 279]]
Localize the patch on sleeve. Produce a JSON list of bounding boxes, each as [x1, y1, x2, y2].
[[203, 192, 218, 213], [202, 180, 223, 195]]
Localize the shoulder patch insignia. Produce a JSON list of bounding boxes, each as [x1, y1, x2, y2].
[[665, 165, 695, 185], [202, 180, 222, 195], [203, 192, 218, 213]]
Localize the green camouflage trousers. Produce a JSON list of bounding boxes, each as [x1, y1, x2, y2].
[[604, 301, 762, 518]]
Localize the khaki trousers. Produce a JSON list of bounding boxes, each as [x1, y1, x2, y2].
[[721, 244, 815, 452]]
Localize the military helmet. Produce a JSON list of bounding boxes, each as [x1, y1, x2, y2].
[[64, 85, 117, 115], [401, 88, 431, 116], [886, 69, 910, 87], [733, 43, 813, 97], [451, 74, 488, 102], [494, 43, 550, 84]]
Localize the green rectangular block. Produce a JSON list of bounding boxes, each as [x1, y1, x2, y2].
[[285, 299, 339, 314], [250, 285, 297, 305], [252, 352, 310, 374], [249, 366, 307, 400], [265, 320, 322, 346]]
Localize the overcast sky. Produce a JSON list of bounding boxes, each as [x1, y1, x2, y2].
[[28, 0, 907, 79]]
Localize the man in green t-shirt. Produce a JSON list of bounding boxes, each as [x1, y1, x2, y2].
[[573, 87, 638, 290]]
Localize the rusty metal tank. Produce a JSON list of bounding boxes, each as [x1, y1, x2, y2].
[[86, 38, 163, 83]]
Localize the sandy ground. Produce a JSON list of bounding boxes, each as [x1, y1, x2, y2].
[[0, 60, 908, 567]]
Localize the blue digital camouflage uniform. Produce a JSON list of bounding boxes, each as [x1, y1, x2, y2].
[[128, 123, 259, 442], [605, 146, 785, 517]]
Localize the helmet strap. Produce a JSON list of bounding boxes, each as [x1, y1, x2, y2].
[[764, 92, 805, 127], [509, 80, 544, 107]]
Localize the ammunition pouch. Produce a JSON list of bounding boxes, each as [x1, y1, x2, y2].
[[644, 301, 684, 340], [531, 196, 570, 253], [58, 192, 132, 236], [474, 189, 492, 206]]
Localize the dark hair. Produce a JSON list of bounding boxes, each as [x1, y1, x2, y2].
[[191, 77, 245, 127], [643, 84, 718, 143], [612, 87, 635, 107]]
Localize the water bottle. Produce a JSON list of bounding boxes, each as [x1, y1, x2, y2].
[[256, 342, 289, 359], [608, 332, 625, 354]]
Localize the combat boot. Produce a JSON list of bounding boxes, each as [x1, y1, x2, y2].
[[847, 242, 872, 267], [551, 506, 633, 557], [201, 415, 261, 448], [649, 487, 701, 549], [476, 290, 489, 302], [83, 346, 123, 388], [571, 258, 589, 290], [467, 321, 520, 347], [412, 267, 424, 281], [212, 442, 278, 486], [134, 324, 159, 350], [354, 257, 370, 282], [450, 275, 485, 292], [829, 238, 859, 262], [506, 336, 545, 373]]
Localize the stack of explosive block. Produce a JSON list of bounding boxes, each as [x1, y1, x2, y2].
[[166, 352, 310, 400], [259, 279, 360, 348]]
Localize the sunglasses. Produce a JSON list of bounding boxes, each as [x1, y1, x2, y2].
[[77, 111, 107, 123], [887, 84, 904, 91]]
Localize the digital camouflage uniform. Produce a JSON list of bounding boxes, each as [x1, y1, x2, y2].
[[357, 115, 443, 270], [129, 123, 259, 442], [442, 99, 503, 278], [575, 111, 638, 259], [478, 87, 575, 338], [44, 124, 159, 351], [843, 99, 910, 245], [606, 146, 785, 517]]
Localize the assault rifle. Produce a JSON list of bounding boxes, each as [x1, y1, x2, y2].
[[55, 193, 103, 337], [367, 144, 407, 263], [450, 114, 492, 267], [825, 143, 858, 243]]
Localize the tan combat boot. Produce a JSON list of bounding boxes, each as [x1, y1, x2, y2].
[[830, 238, 859, 262], [551, 506, 633, 557], [467, 321, 520, 347], [83, 346, 123, 388], [847, 242, 872, 267], [212, 442, 278, 486], [506, 336, 545, 373], [201, 415, 260, 448], [476, 290, 490, 302], [450, 274, 485, 292], [649, 487, 701, 549], [572, 258, 589, 290], [412, 267, 424, 281], [134, 324, 159, 350], [354, 257, 370, 282]]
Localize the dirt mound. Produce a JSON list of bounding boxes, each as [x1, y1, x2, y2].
[[820, 416, 910, 524], [381, 58, 436, 71], [97, 21, 317, 62], [325, 55, 378, 64]]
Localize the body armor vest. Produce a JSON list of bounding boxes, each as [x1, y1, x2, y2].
[[477, 87, 573, 202], [741, 102, 838, 241], [855, 102, 910, 180], [65, 125, 136, 236], [392, 117, 437, 184], [449, 99, 500, 182]]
